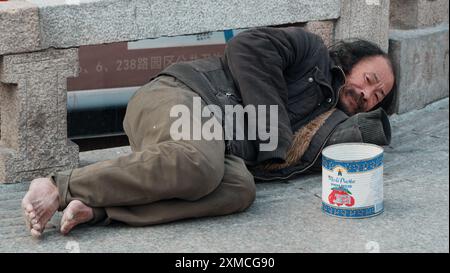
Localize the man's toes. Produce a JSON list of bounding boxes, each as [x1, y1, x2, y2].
[[60, 219, 70, 234], [22, 204, 36, 220], [30, 229, 42, 237], [66, 212, 75, 221], [60, 224, 69, 234], [61, 220, 78, 235], [21, 197, 29, 208], [32, 223, 42, 232], [24, 210, 31, 219], [23, 210, 35, 229], [28, 211, 36, 220], [25, 203, 34, 213], [60, 216, 72, 234]]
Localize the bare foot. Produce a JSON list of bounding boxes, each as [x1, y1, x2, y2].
[[21, 178, 59, 237], [60, 200, 94, 235]]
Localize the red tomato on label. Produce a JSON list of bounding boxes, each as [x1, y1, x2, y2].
[[328, 188, 355, 207]]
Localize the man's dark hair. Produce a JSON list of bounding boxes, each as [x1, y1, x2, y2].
[[328, 39, 397, 114]]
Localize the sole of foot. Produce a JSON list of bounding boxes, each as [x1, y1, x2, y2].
[[21, 178, 59, 237], [60, 200, 94, 235]]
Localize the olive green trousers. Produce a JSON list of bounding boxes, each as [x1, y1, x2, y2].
[[52, 76, 256, 226]]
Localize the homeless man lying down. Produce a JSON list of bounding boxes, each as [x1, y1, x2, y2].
[[22, 26, 395, 237]]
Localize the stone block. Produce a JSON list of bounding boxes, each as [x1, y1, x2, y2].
[[335, 0, 390, 52], [31, 0, 139, 49], [305, 20, 335, 47], [25, 0, 340, 49], [0, 1, 40, 55], [389, 24, 449, 114], [0, 48, 80, 183], [134, 0, 340, 41], [390, 0, 449, 29]]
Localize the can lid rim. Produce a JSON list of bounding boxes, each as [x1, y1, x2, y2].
[[322, 142, 384, 162]]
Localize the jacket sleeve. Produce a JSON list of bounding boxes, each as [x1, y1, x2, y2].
[[326, 108, 392, 147], [223, 26, 324, 163], [307, 108, 392, 173]]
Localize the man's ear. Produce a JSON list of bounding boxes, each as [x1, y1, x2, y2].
[[376, 81, 397, 115]]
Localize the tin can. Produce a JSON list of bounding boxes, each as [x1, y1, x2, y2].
[[321, 143, 384, 218]]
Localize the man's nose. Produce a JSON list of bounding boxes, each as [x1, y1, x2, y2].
[[358, 88, 368, 102]]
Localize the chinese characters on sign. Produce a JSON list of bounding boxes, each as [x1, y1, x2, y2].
[[67, 42, 226, 91]]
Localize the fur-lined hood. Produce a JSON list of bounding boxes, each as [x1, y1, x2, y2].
[[260, 109, 336, 171], [249, 107, 392, 182], [249, 108, 348, 181]]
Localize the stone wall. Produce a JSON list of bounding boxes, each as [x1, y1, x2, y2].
[[0, 48, 80, 183], [390, 0, 449, 29], [335, 0, 390, 52], [1, 0, 341, 55], [389, 0, 449, 114]]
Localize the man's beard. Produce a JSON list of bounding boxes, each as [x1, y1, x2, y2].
[[337, 85, 365, 116]]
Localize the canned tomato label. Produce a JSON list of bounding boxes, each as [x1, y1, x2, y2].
[[322, 143, 384, 218]]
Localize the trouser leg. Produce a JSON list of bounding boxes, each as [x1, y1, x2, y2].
[[52, 76, 225, 211], [104, 154, 256, 226]]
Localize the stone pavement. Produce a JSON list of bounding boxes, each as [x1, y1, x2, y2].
[[0, 98, 448, 253]]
